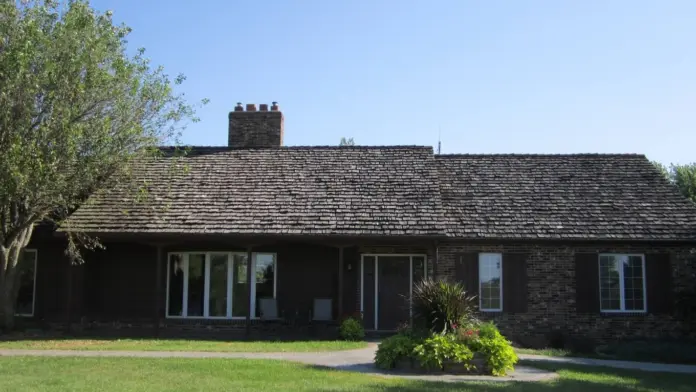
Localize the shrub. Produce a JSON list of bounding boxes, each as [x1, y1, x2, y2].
[[375, 322, 519, 376], [395, 323, 429, 340], [412, 278, 478, 334], [339, 317, 365, 341], [413, 333, 474, 370], [467, 322, 518, 376], [477, 321, 501, 340], [375, 334, 419, 369], [455, 326, 480, 344]]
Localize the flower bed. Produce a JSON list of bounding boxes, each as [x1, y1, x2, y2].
[[375, 322, 517, 376], [374, 278, 518, 376]]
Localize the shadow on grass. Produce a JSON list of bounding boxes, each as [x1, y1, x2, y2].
[[1, 326, 345, 343], [304, 361, 696, 392]]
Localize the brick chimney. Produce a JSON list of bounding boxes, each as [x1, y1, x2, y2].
[[228, 102, 284, 147]]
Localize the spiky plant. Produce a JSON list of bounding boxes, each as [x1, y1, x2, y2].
[[411, 278, 478, 334]]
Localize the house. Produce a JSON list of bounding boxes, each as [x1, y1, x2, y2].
[[20, 102, 696, 344]]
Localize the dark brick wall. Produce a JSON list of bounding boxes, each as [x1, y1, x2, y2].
[[437, 241, 696, 344], [228, 110, 283, 148]]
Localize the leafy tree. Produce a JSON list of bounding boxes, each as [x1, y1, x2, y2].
[[0, 1, 202, 329], [653, 162, 696, 203], [339, 137, 355, 146]]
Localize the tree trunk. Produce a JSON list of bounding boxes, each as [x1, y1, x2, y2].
[[0, 280, 16, 330], [0, 225, 35, 331]]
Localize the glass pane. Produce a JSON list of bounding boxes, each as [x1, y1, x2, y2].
[[209, 254, 228, 317], [167, 254, 184, 316], [479, 254, 502, 310], [255, 253, 276, 317], [16, 250, 37, 315], [412, 256, 426, 284], [187, 254, 205, 317], [623, 256, 645, 311], [599, 256, 621, 311], [232, 254, 249, 317]]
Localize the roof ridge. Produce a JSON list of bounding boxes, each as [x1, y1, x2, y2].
[[160, 145, 434, 151], [435, 153, 647, 158]]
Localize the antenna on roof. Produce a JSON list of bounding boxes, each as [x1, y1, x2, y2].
[[437, 126, 442, 155]]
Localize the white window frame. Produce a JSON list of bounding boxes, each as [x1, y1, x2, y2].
[[165, 251, 277, 320], [16, 249, 38, 317], [598, 253, 647, 314], [359, 254, 428, 331], [478, 253, 503, 312], [250, 253, 277, 321]]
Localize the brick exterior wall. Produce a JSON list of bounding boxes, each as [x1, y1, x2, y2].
[[228, 109, 284, 148], [436, 241, 696, 346]]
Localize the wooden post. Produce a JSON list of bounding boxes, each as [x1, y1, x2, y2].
[[432, 240, 438, 279], [338, 246, 344, 320], [154, 245, 163, 335], [245, 246, 253, 337], [64, 257, 73, 331]]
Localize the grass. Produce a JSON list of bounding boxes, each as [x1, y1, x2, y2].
[[516, 342, 696, 365], [0, 338, 367, 352], [515, 348, 574, 357], [0, 357, 695, 391]]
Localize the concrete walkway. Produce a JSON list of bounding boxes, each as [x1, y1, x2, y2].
[[0, 343, 556, 383], [518, 353, 696, 374], [2, 344, 695, 380]]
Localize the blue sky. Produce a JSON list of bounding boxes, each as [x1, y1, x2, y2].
[[92, 0, 695, 164]]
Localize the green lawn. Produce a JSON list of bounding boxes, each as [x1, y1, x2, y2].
[[516, 343, 696, 365], [0, 338, 366, 352], [516, 348, 574, 357], [0, 357, 694, 391]]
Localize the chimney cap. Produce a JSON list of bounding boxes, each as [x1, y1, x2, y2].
[[234, 102, 243, 111], [246, 103, 257, 112], [271, 101, 279, 111], [259, 103, 269, 111]]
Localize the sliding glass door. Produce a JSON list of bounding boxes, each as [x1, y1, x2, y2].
[[166, 252, 276, 319]]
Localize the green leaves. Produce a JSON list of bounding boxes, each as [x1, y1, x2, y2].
[[652, 161, 696, 203], [413, 334, 474, 370], [466, 322, 518, 376], [374, 334, 419, 369], [339, 317, 365, 341], [411, 278, 478, 334], [0, 0, 204, 255]]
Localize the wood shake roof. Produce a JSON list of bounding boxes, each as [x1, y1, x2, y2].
[[435, 154, 696, 240], [64, 148, 696, 241], [65, 146, 447, 237]]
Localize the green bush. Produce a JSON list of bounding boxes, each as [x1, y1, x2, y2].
[[375, 334, 419, 369], [467, 322, 518, 376], [374, 322, 518, 376], [477, 321, 501, 340], [412, 278, 478, 334], [413, 333, 474, 371], [339, 317, 365, 341]]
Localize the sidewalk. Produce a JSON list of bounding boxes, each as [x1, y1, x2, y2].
[[0, 345, 556, 383], [0, 345, 694, 377], [518, 353, 696, 374]]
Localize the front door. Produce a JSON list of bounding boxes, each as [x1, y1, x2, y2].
[[377, 256, 410, 330], [361, 255, 426, 330]]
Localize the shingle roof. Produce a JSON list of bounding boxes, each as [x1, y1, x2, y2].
[[435, 154, 696, 240], [65, 146, 446, 237]]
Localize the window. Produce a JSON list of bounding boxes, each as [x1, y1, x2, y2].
[[479, 253, 502, 312], [599, 254, 646, 313], [166, 252, 277, 319], [253, 253, 276, 317], [16, 249, 37, 317]]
